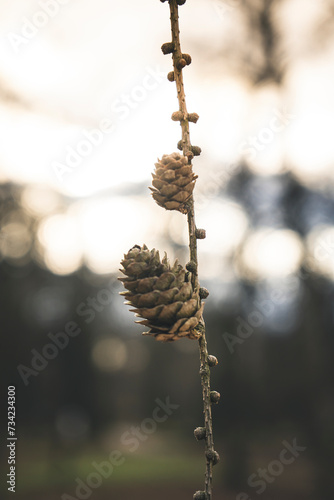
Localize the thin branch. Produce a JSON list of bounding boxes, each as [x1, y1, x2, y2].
[[167, 1, 217, 498]]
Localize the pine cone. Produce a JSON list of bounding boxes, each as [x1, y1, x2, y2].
[[119, 244, 203, 342], [150, 152, 197, 214]]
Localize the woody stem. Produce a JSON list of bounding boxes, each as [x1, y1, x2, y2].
[[168, 1, 215, 498]]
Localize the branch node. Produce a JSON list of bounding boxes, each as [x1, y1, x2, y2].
[[186, 260, 197, 273], [186, 151, 194, 162], [193, 492, 207, 500], [191, 145, 202, 156], [206, 450, 220, 465], [188, 112, 199, 123], [194, 427, 207, 441], [207, 355, 218, 367], [210, 391, 221, 404], [161, 42, 175, 54], [167, 71, 175, 82], [199, 287, 209, 299], [195, 228, 206, 239], [171, 111, 184, 121], [176, 58, 187, 70], [182, 53, 192, 65]]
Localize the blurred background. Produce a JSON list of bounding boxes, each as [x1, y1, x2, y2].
[[1, 0, 334, 498]]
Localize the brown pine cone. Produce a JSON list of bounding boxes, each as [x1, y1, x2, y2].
[[149, 152, 197, 214], [119, 245, 203, 342]]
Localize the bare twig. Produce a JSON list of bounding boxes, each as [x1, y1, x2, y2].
[[165, 1, 218, 498]]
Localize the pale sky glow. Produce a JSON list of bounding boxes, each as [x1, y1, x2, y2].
[[0, 106, 61, 184], [72, 196, 160, 275], [167, 199, 249, 280], [286, 102, 334, 187], [197, 199, 249, 256], [200, 79, 250, 164], [285, 54, 334, 188], [35, 196, 167, 275], [239, 228, 304, 280], [243, 84, 288, 176], [278, 0, 326, 58], [0, 0, 333, 276]]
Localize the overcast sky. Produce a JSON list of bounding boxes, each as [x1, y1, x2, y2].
[[0, 0, 334, 278]]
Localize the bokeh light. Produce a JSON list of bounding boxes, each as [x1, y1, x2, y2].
[[92, 338, 128, 372], [37, 213, 83, 275], [0, 221, 31, 260], [21, 184, 61, 217], [239, 228, 304, 280]]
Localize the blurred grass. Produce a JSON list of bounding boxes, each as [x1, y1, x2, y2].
[[2, 431, 314, 497], [13, 451, 205, 491]]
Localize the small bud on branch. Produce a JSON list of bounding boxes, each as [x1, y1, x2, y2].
[[186, 260, 197, 273], [171, 111, 184, 121], [182, 53, 192, 65], [193, 492, 206, 500], [191, 145, 202, 156], [167, 71, 175, 82], [161, 42, 175, 54], [194, 427, 207, 441], [188, 113, 199, 123], [177, 58, 187, 70], [206, 450, 220, 465], [207, 355, 218, 367], [186, 151, 194, 162], [210, 391, 220, 404], [199, 287, 209, 299], [195, 229, 206, 239]]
